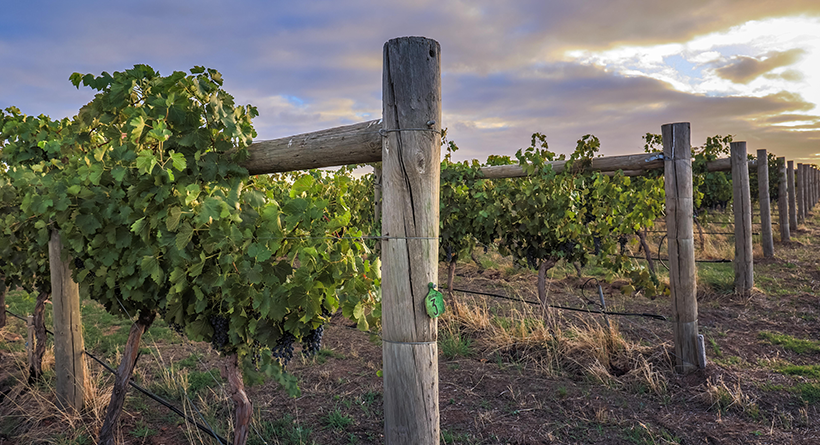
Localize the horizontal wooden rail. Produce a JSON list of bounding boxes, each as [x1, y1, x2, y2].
[[705, 157, 757, 172], [242, 119, 382, 175], [242, 122, 760, 178], [479, 153, 664, 179]]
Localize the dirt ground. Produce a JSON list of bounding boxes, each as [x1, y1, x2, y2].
[[2, 216, 820, 444]]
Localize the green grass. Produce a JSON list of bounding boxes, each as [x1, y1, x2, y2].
[[758, 331, 820, 354], [322, 408, 354, 431], [696, 263, 734, 293], [187, 369, 223, 395], [794, 383, 820, 404], [776, 364, 820, 379], [439, 326, 473, 359], [249, 414, 315, 445]]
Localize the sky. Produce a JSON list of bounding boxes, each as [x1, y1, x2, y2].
[[1, 0, 819, 164]]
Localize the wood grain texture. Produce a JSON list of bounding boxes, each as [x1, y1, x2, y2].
[[242, 119, 382, 175], [381, 36, 441, 445], [99, 312, 156, 445], [705, 157, 757, 172], [757, 150, 774, 257], [662, 122, 699, 374], [797, 164, 805, 222], [28, 290, 48, 383], [224, 352, 252, 445], [731, 143, 754, 296], [479, 152, 663, 179], [778, 157, 790, 242], [788, 161, 797, 229], [98, 311, 154, 445], [49, 229, 86, 412]]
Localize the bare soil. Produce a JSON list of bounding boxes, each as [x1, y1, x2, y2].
[[2, 216, 820, 444]]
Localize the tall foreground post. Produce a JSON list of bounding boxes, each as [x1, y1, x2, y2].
[[778, 157, 790, 242], [381, 37, 442, 444], [757, 150, 774, 257], [732, 142, 754, 295], [662, 123, 700, 373], [49, 229, 86, 411], [788, 161, 797, 230]]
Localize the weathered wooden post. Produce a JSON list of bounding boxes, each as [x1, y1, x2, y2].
[[797, 164, 805, 222], [663, 122, 701, 373], [732, 142, 753, 295], [757, 149, 774, 257], [777, 157, 790, 242], [381, 36, 441, 444], [374, 164, 383, 253], [49, 229, 86, 411], [788, 160, 797, 230]]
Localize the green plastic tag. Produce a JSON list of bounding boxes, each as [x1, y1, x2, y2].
[[425, 283, 445, 318]]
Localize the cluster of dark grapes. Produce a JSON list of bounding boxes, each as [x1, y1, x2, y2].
[[169, 323, 184, 335], [210, 315, 229, 351], [301, 325, 324, 357], [251, 340, 262, 371], [618, 235, 628, 254], [593, 236, 602, 255], [272, 332, 296, 366], [73, 258, 85, 270]]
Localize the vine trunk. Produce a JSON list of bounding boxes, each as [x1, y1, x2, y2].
[[98, 310, 155, 445], [224, 352, 252, 445]]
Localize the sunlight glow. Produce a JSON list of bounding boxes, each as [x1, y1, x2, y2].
[[565, 16, 820, 119]]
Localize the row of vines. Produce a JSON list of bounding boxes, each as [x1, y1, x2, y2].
[[1, 63, 782, 444]]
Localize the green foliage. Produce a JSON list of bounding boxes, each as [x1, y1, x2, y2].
[[1, 65, 380, 394], [439, 132, 666, 296]]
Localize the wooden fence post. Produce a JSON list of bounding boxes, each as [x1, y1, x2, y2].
[[757, 149, 774, 257], [797, 164, 805, 222], [662, 122, 700, 373], [778, 157, 790, 242], [49, 228, 86, 411], [374, 164, 383, 253], [732, 142, 753, 295], [788, 160, 797, 230], [381, 36, 441, 444]]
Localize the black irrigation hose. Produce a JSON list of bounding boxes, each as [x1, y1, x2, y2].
[[653, 236, 730, 264], [624, 254, 731, 264], [4, 309, 228, 445], [447, 287, 668, 321], [644, 229, 758, 235]]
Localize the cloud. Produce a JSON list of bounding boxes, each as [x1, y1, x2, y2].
[[440, 63, 819, 163], [714, 49, 806, 84]]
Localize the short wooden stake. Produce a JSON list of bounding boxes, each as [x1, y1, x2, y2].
[[757, 149, 774, 257], [788, 160, 797, 230], [662, 122, 699, 373], [49, 228, 86, 412], [777, 157, 790, 242], [381, 36, 442, 444], [732, 142, 753, 296]]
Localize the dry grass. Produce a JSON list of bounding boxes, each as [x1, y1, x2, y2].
[[0, 345, 112, 444], [701, 375, 759, 417], [443, 294, 672, 396]]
